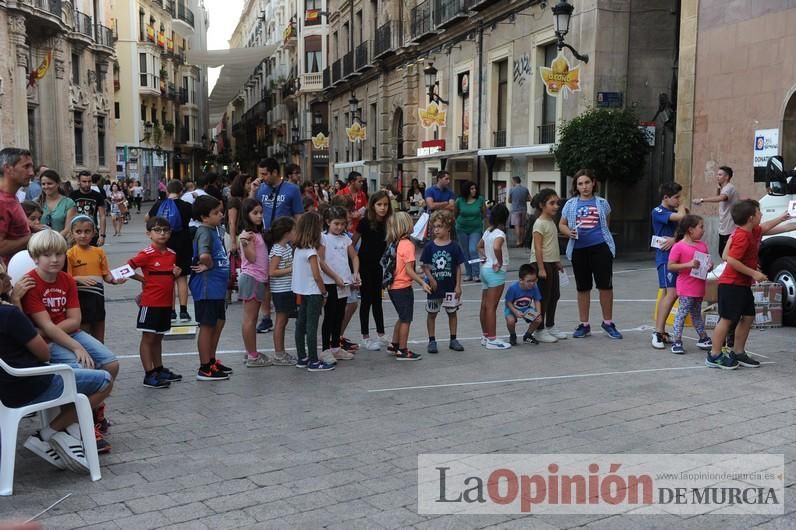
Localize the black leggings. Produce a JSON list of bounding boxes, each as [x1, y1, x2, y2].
[[321, 284, 347, 350], [359, 268, 385, 336], [537, 262, 561, 329]]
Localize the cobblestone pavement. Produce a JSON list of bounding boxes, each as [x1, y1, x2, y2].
[[2, 210, 794, 529]]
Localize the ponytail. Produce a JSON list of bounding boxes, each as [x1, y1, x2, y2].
[[675, 214, 703, 241]]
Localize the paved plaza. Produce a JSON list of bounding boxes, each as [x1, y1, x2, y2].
[[2, 211, 795, 529]]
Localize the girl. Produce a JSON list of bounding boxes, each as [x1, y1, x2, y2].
[[455, 180, 486, 281], [477, 203, 511, 349], [268, 217, 297, 366], [386, 212, 432, 361], [22, 200, 44, 232], [319, 206, 361, 362], [558, 169, 621, 339], [531, 189, 567, 342], [109, 183, 126, 236], [38, 170, 76, 239], [238, 198, 271, 367], [291, 212, 335, 372], [667, 215, 714, 354], [354, 191, 392, 351]]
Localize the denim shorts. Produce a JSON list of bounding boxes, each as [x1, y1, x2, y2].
[[480, 268, 506, 289], [388, 287, 414, 323], [27, 369, 111, 404], [238, 273, 266, 302], [49, 330, 117, 369]]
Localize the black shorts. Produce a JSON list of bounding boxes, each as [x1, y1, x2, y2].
[[571, 243, 613, 291], [717, 284, 755, 321], [78, 290, 106, 324], [168, 232, 192, 277], [272, 291, 297, 314], [388, 287, 414, 323], [194, 299, 226, 326], [136, 306, 171, 334]]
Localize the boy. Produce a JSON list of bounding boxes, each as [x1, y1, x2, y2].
[[504, 264, 543, 345], [420, 210, 465, 353], [128, 216, 184, 388], [330, 193, 360, 353], [189, 195, 232, 381], [707, 200, 790, 369], [650, 182, 688, 349], [21, 230, 117, 453]]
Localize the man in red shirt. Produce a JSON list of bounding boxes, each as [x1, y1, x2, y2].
[[0, 147, 37, 262], [337, 171, 368, 232]]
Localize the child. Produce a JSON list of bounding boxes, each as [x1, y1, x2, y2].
[[189, 195, 233, 381], [650, 182, 688, 349], [238, 198, 272, 367], [268, 216, 297, 366], [21, 229, 117, 453], [319, 205, 361, 362], [330, 194, 360, 353], [666, 215, 713, 354], [386, 211, 431, 361], [354, 191, 392, 351], [477, 203, 511, 349], [420, 209, 465, 354], [530, 189, 566, 342], [292, 212, 335, 371], [504, 264, 543, 345], [22, 200, 44, 232]]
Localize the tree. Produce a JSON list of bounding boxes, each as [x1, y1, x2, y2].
[[551, 107, 649, 186]]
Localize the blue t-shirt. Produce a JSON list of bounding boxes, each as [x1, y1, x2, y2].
[[651, 205, 678, 266], [504, 281, 542, 314], [255, 180, 303, 229], [424, 185, 455, 211], [420, 240, 465, 299], [573, 197, 604, 249], [189, 225, 229, 301]]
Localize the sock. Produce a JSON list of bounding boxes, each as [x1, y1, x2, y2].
[[581, 322, 590, 326], [180, 305, 187, 312], [603, 320, 614, 326], [200, 363, 212, 371], [428, 336, 436, 342], [40, 426, 56, 441], [487, 335, 496, 340], [247, 352, 259, 359], [450, 334, 456, 340]]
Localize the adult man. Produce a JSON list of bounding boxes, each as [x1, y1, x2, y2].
[[181, 175, 209, 231], [71, 171, 107, 246], [425, 171, 456, 215], [693, 165, 738, 255], [337, 171, 368, 232], [508, 176, 531, 247], [17, 164, 45, 202], [286, 163, 302, 185], [0, 148, 36, 262]]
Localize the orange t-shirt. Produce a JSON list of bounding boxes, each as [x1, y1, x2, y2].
[[390, 238, 416, 290]]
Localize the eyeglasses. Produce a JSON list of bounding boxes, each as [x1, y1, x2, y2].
[[150, 227, 171, 234]]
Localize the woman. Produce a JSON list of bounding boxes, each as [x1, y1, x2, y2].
[[454, 180, 486, 281], [131, 180, 143, 213], [333, 179, 345, 195], [558, 169, 621, 339], [406, 179, 424, 218], [38, 170, 76, 239], [226, 172, 253, 255], [109, 183, 126, 236]]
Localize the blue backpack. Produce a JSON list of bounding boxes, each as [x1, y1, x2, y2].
[[156, 198, 183, 233]]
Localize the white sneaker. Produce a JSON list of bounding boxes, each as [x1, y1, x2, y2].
[[377, 335, 391, 347], [651, 331, 666, 350], [480, 336, 488, 346], [333, 348, 355, 360], [535, 329, 559, 343], [319, 349, 338, 365], [547, 327, 569, 340], [365, 338, 381, 351], [47, 431, 89, 473], [24, 432, 66, 470], [485, 338, 511, 350]]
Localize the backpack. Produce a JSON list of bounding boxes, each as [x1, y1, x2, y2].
[[380, 240, 398, 289], [156, 198, 183, 233]]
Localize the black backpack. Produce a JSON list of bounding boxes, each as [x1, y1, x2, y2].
[[380, 241, 398, 289]]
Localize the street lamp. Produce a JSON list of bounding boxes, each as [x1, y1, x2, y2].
[[423, 62, 449, 105], [349, 94, 366, 125], [551, 0, 589, 63]]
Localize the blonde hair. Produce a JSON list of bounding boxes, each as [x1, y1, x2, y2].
[[429, 209, 454, 230], [294, 211, 322, 249], [386, 211, 414, 242], [28, 229, 68, 258]]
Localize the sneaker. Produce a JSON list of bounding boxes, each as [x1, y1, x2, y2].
[[535, 329, 558, 343], [256, 317, 273, 333], [308, 360, 336, 371], [733, 352, 760, 368], [48, 431, 89, 473], [94, 403, 110, 434], [395, 350, 423, 361], [485, 338, 511, 350], [377, 336, 391, 347], [365, 338, 382, 351], [523, 332, 539, 345], [572, 324, 591, 338], [670, 341, 685, 354], [427, 340, 438, 354], [705, 352, 739, 370], [696, 336, 713, 351], [196, 365, 230, 381], [170, 310, 178, 323], [179, 310, 192, 322], [340, 337, 359, 351], [387, 344, 398, 356], [480, 336, 488, 346], [295, 357, 309, 368], [319, 349, 338, 365], [463, 275, 472, 282], [270, 351, 295, 366], [159, 367, 183, 382], [95, 425, 111, 454], [651, 332, 666, 350], [213, 360, 233, 375], [24, 432, 66, 470], [547, 327, 569, 340], [333, 348, 355, 360], [449, 339, 464, 351], [246, 353, 273, 367], [508, 333, 517, 346], [143, 372, 171, 388], [601, 322, 623, 339]]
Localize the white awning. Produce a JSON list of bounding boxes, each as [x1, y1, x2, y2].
[[332, 160, 368, 170], [477, 144, 554, 157]]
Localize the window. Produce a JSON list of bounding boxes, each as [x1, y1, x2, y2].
[[114, 101, 120, 119], [72, 53, 80, 84], [305, 51, 321, 73], [370, 102, 378, 158], [74, 111, 84, 166], [458, 72, 470, 148], [140, 103, 147, 122], [139, 53, 147, 87], [494, 59, 508, 146], [183, 115, 190, 142], [95, 61, 103, 92], [97, 116, 106, 167], [305, 35, 322, 73], [356, 10, 363, 43], [161, 109, 167, 125], [306, 0, 319, 8], [541, 43, 557, 143]]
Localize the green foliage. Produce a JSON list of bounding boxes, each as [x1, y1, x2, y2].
[[551, 107, 649, 185]]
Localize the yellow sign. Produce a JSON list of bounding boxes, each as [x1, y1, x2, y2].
[[346, 122, 366, 143], [312, 132, 329, 149], [418, 102, 447, 129], [539, 54, 581, 97]]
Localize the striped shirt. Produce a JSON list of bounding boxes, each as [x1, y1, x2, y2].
[[269, 242, 293, 293]]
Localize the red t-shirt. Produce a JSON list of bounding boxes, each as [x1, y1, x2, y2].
[[0, 190, 31, 263], [719, 226, 762, 287], [21, 270, 80, 326], [338, 186, 368, 232], [129, 245, 177, 307]]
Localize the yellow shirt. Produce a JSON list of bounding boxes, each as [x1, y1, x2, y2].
[[67, 245, 110, 279], [530, 217, 561, 263]]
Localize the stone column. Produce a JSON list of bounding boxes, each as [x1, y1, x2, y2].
[[9, 14, 29, 148], [50, 36, 69, 174]]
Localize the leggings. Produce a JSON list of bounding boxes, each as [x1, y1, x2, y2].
[[537, 262, 561, 329], [673, 296, 706, 340], [322, 284, 347, 350], [296, 294, 323, 362], [359, 268, 385, 336]]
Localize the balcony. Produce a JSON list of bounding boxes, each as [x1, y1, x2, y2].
[[164, 0, 174, 16], [538, 122, 556, 144], [166, 82, 177, 99], [178, 87, 188, 104], [94, 24, 115, 52], [493, 129, 507, 148], [464, 0, 498, 10], [301, 72, 323, 93], [177, 127, 190, 145], [173, 1, 194, 34], [411, 0, 434, 41], [459, 135, 469, 150], [283, 21, 297, 47], [331, 59, 341, 84], [322, 67, 330, 89], [23, 0, 63, 27], [72, 10, 94, 42], [434, 0, 468, 28], [355, 41, 371, 71], [342, 51, 354, 78]]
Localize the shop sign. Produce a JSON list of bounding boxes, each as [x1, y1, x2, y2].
[[417, 139, 446, 157], [539, 53, 581, 97], [346, 122, 366, 142], [418, 102, 447, 129], [754, 129, 779, 167]]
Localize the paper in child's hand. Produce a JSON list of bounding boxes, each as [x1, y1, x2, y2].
[[110, 264, 135, 281]]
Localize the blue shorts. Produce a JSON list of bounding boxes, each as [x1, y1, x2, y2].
[[49, 330, 117, 369], [657, 263, 677, 289], [194, 299, 227, 326], [480, 268, 506, 289], [28, 369, 111, 404]]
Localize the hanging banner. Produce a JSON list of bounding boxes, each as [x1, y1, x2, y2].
[[27, 49, 53, 88], [539, 53, 581, 97], [346, 122, 366, 143], [312, 132, 329, 149], [418, 102, 447, 129]]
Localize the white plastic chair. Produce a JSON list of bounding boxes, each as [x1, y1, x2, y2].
[[0, 359, 101, 496]]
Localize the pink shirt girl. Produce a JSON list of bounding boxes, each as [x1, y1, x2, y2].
[[668, 239, 710, 298], [240, 232, 269, 283]]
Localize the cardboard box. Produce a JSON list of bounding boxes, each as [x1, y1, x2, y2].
[[754, 305, 783, 328], [704, 279, 719, 304], [751, 282, 783, 305], [703, 305, 720, 330]]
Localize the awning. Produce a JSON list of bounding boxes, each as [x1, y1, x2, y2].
[[332, 160, 368, 170], [391, 149, 477, 164], [477, 144, 554, 157]]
